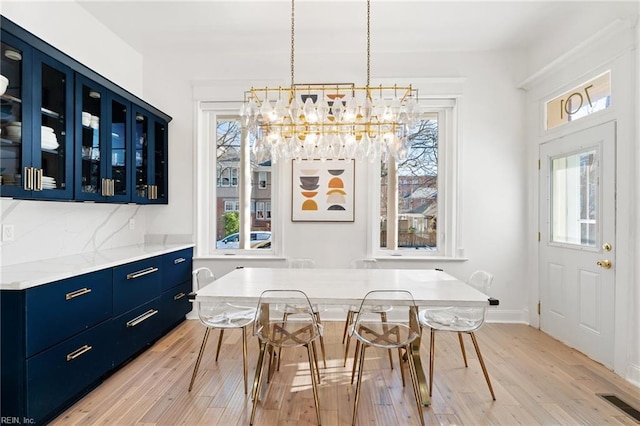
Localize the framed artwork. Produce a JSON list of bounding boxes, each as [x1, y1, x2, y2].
[[292, 159, 355, 222]]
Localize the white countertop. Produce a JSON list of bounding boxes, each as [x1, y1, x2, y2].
[[0, 243, 194, 290]]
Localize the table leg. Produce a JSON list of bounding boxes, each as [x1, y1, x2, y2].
[[409, 306, 431, 406]]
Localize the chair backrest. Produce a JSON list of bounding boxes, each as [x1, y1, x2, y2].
[[288, 258, 315, 269], [353, 290, 420, 348], [254, 290, 321, 347], [192, 267, 215, 290], [193, 267, 254, 328], [467, 270, 493, 295], [351, 258, 380, 269]]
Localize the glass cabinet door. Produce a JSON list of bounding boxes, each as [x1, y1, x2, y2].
[[75, 76, 105, 200], [133, 109, 149, 201], [0, 33, 31, 196], [152, 119, 167, 203], [34, 52, 73, 199], [107, 95, 129, 201]]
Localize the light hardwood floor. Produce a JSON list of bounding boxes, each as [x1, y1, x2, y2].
[[51, 320, 640, 425]]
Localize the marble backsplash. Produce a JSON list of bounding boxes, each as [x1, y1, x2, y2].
[[0, 198, 146, 266]]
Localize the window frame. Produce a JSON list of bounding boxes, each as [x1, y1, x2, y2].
[[369, 99, 461, 259], [195, 102, 279, 256]]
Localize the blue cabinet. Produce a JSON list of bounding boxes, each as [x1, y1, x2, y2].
[[1, 16, 170, 204], [0, 247, 192, 424], [1, 30, 74, 200], [74, 76, 132, 202], [131, 105, 168, 204]]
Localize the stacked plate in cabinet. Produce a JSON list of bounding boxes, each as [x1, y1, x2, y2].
[[41, 126, 59, 150], [42, 176, 57, 189]]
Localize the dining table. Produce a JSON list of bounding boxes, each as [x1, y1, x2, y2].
[[192, 267, 490, 406]]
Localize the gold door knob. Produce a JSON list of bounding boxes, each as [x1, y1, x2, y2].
[[596, 260, 612, 269]]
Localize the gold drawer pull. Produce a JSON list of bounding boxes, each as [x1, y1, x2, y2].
[[65, 287, 92, 300], [173, 257, 186, 264], [66, 344, 92, 361], [126, 309, 159, 327], [126, 266, 159, 280], [174, 292, 186, 300]]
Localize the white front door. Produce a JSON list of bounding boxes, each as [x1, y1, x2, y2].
[[539, 121, 616, 368]]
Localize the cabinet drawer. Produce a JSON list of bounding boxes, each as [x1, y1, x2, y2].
[[162, 248, 193, 291], [113, 257, 162, 315], [25, 320, 113, 423], [25, 269, 113, 357], [112, 299, 162, 367], [160, 280, 192, 332]]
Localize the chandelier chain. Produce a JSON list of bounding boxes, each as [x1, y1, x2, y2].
[[367, 0, 370, 88], [291, 0, 296, 87]]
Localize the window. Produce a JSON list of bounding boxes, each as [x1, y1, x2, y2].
[[258, 171, 267, 189], [212, 114, 274, 251], [375, 101, 457, 258]]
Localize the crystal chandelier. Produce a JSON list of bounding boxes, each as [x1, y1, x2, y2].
[[240, 0, 420, 163]]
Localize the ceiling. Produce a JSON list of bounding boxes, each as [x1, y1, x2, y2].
[[77, 1, 639, 58]]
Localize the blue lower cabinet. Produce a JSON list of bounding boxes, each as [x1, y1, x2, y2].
[[25, 320, 113, 423], [113, 258, 162, 316], [160, 280, 192, 333], [112, 299, 162, 367], [162, 248, 192, 291]]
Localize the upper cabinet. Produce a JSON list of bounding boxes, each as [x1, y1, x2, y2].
[[0, 17, 171, 204], [131, 106, 168, 204], [1, 31, 74, 200]]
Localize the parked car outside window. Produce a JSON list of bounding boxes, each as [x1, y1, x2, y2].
[[216, 231, 271, 249]]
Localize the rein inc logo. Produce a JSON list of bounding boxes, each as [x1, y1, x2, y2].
[[1, 418, 35, 424]]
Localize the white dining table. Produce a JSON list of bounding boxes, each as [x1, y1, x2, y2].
[[193, 267, 489, 406]]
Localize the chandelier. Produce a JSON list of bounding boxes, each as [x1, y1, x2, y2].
[[239, 0, 420, 163]]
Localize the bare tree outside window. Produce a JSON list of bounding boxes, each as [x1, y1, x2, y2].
[[380, 117, 439, 250]]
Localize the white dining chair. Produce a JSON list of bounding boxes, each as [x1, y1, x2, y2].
[[418, 270, 496, 400], [188, 267, 256, 394]]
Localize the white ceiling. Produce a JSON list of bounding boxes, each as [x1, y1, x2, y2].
[[77, 0, 639, 57]]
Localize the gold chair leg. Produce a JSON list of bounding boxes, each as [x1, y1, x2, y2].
[[457, 331, 468, 367], [429, 328, 435, 397], [342, 310, 354, 344], [307, 344, 322, 425], [311, 340, 321, 384], [252, 341, 267, 401], [343, 326, 353, 367], [242, 326, 249, 395], [351, 344, 367, 426], [469, 332, 496, 400], [315, 312, 327, 369], [380, 312, 394, 370], [250, 343, 269, 425], [215, 329, 225, 362], [405, 344, 426, 426], [276, 312, 289, 371], [398, 347, 406, 387], [188, 327, 212, 392], [351, 340, 361, 384]]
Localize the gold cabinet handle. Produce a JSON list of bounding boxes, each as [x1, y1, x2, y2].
[[126, 266, 159, 280], [110, 179, 115, 196], [173, 257, 186, 264], [126, 309, 159, 327], [35, 168, 43, 191], [66, 344, 92, 361], [596, 259, 612, 269], [23, 166, 34, 190], [101, 178, 107, 196], [65, 287, 92, 300], [173, 292, 186, 301]]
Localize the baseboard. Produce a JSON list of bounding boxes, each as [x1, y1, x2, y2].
[[486, 309, 529, 324], [627, 363, 640, 388]]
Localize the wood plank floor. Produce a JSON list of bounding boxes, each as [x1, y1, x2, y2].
[[51, 320, 640, 425]]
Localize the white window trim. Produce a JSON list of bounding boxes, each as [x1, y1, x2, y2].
[[195, 101, 280, 257], [369, 97, 464, 260]]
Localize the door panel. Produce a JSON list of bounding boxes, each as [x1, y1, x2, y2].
[[539, 121, 615, 368]]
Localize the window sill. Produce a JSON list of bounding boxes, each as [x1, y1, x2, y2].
[[374, 255, 469, 262]]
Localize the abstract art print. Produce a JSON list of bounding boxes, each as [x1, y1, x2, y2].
[[292, 159, 355, 222]]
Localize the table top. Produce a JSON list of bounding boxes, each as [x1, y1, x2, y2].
[[195, 267, 488, 307]]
